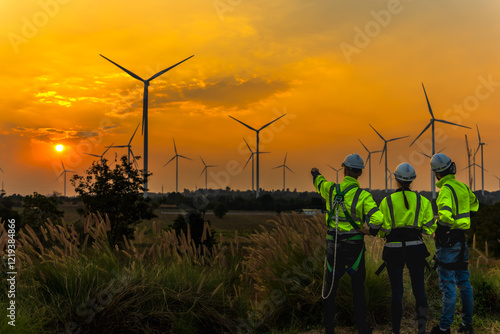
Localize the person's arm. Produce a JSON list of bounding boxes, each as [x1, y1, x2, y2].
[[363, 192, 383, 236], [469, 186, 479, 214], [311, 168, 334, 200], [420, 196, 437, 235], [436, 187, 454, 228]]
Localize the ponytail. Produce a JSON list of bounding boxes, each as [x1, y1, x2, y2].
[[399, 180, 412, 210]]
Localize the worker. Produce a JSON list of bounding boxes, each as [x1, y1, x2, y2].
[[311, 153, 383, 334], [429, 153, 478, 334], [373, 162, 436, 334]]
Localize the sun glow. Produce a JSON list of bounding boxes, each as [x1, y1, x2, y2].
[[56, 144, 64, 152]]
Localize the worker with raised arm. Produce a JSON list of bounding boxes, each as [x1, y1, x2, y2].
[[311, 153, 383, 334], [428, 153, 479, 334]]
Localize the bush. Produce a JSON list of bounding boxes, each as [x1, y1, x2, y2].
[[214, 202, 229, 219]]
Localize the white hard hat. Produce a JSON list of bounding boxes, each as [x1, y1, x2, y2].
[[430, 153, 453, 172], [342, 153, 365, 169], [394, 162, 416, 182]]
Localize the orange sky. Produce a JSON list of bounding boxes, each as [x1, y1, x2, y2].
[[1, 0, 500, 196]]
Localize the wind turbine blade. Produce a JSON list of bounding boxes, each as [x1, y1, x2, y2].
[[110, 145, 128, 148], [410, 121, 432, 147], [84, 153, 100, 158], [259, 114, 286, 131], [61, 160, 66, 171], [243, 138, 253, 153], [146, 55, 194, 82], [369, 124, 385, 141], [284, 153, 287, 164], [388, 135, 409, 142], [178, 155, 192, 160], [435, 119, 471, 129], [102, 143, 113, 157], [379, 145, 386, 164], [207, 165, 217, 168], [372, 150, 382, 154], [200, 156, 207, 166], [417, 151, 431, 159], [163, 156, 176, 167], [0, 168, 3, 174], [258, 151, 271, 154], [272, 165, 282, 170], [421, 83, 435, 119], [56, 172, 64, 180], [173, 138, 178, 154], [229, 116, 257, 131], [200, 167, 207, 177], [358, 139, 369, 152], [244, 154, 253, 169], [285, 166, 294, 174], [99, 54, 144, 82], [129, 123, 140, 145], [476, 124, 481, 142]]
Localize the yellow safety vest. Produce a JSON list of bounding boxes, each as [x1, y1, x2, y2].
[[436, 174, 479, 231], [378, 190, 436, 238], [314, 175, 383, 235]]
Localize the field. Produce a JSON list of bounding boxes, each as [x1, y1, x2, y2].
[[2, 204, 500, 333]]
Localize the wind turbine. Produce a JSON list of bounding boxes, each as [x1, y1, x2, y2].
[[273, 153, 294, 191], [369, 124, 409, 193], [243, 138, 269, 192], [100, 54, 194, 197], [358, 139, 382, 191], [494, 175, 500, 191], [163, 138, 192, 193], [200, 156, 217, 190], [85, 145, 113, 165], [410, 83, 471, 199], [56, 160, 75, 197], [229, 114, 286, 197], [476, 124, 486, 195], [465, 134, 473, 189], [386, 167, 393, 189], [327, 165, 342, 184], [106, 123, 140, 168]]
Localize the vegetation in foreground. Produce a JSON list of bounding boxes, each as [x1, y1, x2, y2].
[[1, 212, 500, 333]]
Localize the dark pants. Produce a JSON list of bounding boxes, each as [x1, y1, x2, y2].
[[384, 243, 429, 334], [323, 239, 371, 334]]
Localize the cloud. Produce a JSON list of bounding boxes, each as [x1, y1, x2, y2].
[[11, 126, 101, 143]]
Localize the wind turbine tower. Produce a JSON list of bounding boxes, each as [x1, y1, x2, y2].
[[465, 134, 472, 189], [273, 153, 294, 191], [359, 139, 381, 191], [200, 156, 217, 190], [229, 114, 286, 198], [243, 138, 269, 192], [369, 124, 408, 193], [56, 161, 76, 197], [163, 138, 192, 193], [410, 83, 470, 199], [476, 124, 486, 195], [100, 54, 194, 197]]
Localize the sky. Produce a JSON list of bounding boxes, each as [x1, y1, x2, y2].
[[1, 0, 500, 196]]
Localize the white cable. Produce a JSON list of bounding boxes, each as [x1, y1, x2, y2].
[[322, 206, 339, 300]]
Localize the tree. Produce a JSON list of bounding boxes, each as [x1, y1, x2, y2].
[[0, 194, 21, 232], [213, 202, 228, 219], [71, 156, 157, 245], [21, 192, 64, 230]]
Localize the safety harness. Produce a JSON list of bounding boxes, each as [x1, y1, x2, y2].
[[433, 184, 469, 271], [322, 184, 364, 299]]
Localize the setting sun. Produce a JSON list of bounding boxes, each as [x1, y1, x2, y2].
[[56, 144, 64, 152]]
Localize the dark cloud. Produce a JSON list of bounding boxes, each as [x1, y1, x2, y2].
[[152, 76, 290, 110]]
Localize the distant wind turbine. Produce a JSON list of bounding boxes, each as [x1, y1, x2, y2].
[[359, 139, 381, 191], [100, 53, 194, 197], [229, 114, 286, 197], [494, 175, 500, 191], [476, 124, 486, 195], [163, 138, 192, 193], [465, 134, 473, 189], [273, 153, 294, 191], [410, 83, 471, 198], [200, 156, 217, 190], [56, 160, 75, 197], [386, 167, 393, 189], [369, 124, 409, 193], [243, 138, 269, 192], [106, 123, 140, 169], [85, 145, 113, 164], [327, 165, 342, 184]]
